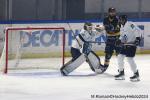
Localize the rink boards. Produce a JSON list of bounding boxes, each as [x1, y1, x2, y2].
[[0, 21, 150, 56]]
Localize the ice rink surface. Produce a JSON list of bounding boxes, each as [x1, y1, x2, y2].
[[0, 54, 150, 100]]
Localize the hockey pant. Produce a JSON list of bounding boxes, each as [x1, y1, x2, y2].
[[60, 51, 103, 75]]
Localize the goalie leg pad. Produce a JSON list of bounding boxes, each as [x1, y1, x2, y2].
[[60, 54, 85, 75], [86, 51, 104, 74], [71, 47, 81, 61]]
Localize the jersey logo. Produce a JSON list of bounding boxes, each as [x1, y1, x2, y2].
[[122, 35, 128, 43], [130, 24, 135, 29]]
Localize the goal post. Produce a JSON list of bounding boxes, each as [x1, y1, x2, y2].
[[0, 27, 66, 74]]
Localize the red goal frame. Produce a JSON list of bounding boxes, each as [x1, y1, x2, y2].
[[4, 27, 65, 74]]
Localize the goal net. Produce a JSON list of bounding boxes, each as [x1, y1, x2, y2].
[[0, 27, 65, 74]]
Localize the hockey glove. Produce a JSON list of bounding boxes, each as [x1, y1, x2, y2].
[[135, 37, 141, 46], [115, 39, 121, 47], [95, 25, 105, 32]]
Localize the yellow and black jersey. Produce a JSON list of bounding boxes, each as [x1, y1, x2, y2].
[[103, 16, 121, 36]]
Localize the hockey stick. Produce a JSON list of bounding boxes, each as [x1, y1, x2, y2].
[[67, 23, 82, 47], [87, 41, 105, 44]]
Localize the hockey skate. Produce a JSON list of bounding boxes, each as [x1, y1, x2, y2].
[[115, 70, 125, 80], [100, 64, 108, 74], [94, 64, 105, 74], [130, 70, 140, 82]]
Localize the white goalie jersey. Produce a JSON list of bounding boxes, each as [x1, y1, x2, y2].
[[119, 21, 142, 44], [72, 29, 101, 50]]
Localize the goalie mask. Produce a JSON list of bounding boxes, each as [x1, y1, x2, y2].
[[84, 22, 93, 32]]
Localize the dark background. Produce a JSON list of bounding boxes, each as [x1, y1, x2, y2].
[[0, 0, 150, 21]]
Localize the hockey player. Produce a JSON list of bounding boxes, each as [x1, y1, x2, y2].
[[102, 7, 121, 72], [115, 15, 141, 82], [60, 22, 104, 76]]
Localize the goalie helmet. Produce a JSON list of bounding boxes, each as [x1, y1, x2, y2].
[[84, 22, 93, 31]]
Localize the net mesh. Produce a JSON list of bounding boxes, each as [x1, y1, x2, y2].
[[0, 27, 65, 74]]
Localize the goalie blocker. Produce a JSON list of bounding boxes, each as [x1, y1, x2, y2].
[[60, 50, 104, 76]]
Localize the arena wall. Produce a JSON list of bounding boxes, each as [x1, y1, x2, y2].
[[0, 20, 150, 56]]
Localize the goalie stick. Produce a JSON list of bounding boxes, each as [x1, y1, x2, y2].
[[67, 23, 82, 47]]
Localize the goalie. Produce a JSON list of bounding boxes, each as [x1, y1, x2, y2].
[[60, 22, 105, 76]]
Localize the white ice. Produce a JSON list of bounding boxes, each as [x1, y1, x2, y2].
[[0, 54, 150, 100]]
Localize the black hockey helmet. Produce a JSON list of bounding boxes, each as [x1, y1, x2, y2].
[[84, 22, 93, 30], [119, 15, 128, 25], [108, 7, 116, 13], [119, 15, 127, 21]]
